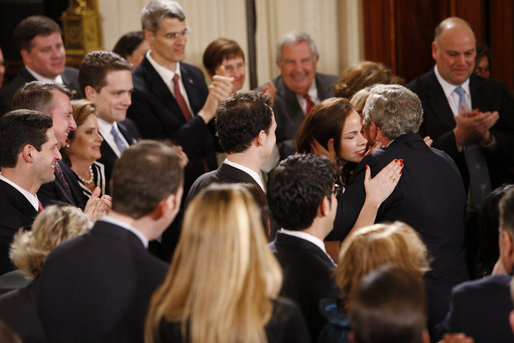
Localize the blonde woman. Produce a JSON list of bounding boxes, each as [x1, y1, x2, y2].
[[145, 184, 310, 343], [318, 222, 429, 343]]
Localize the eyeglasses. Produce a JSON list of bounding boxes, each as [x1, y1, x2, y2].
[[333, 183, 343, 198], [163, 27, 191, 40]]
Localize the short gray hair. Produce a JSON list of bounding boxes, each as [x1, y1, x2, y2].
[[141, 0, 185, 32], [363, 84, 423, 140], [276, 31, 318, 62]]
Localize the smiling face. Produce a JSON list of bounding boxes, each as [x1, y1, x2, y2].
[[46, 90, 76, 148], [215, 56, 246, 92], [339, 111, 368, 163], [89, 70, 133, 124], [432, 23, 476, 85], [67, 114, 103, 163], [277, 41, 318, 95], [146, 17, 187, 70], [21, 32, 66, 79], [33, 128, 62, 185], [0, 48, 5, 87]]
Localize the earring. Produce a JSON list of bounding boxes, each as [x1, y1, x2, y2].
[[65, 144, 70, 148]]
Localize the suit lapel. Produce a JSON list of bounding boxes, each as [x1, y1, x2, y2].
[[181, 64, 201, 114], [424, 71, 456, 129]]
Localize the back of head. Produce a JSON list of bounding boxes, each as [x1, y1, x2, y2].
[[111, 140, 183, 218], [296, 97, 353, 158], [10, 205, 92, 280], [112, 31, 145, 59], [363, 84, 423, 140], [79, 50, 133, 93], [0, 109, 53, 168], [334, 61, 404, 99], [14, 15, 62, 52], [350, 87, 372, 115], [216, 90, 272, 153], [276, 31, 318, 62], [267, 153, 334, 231], [350, 266, 427, 343], [336, 222, 429, 311], [141, 0, 185, 32], [12, 81, 71, 113], [203, 38, 245, 76], [499, 188, 514, 238], [146, 184, 282, 343]]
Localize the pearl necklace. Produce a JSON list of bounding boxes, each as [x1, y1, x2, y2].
[[78, 165, 94, 185]]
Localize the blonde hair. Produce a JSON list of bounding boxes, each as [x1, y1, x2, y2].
[[336, 222, 429, 311], [10, 205, 92, 279], [145, 184, 282, 343], [349, 87, 372, 116]]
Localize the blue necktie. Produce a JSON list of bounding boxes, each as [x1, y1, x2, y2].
[[111, 125, 128, 154], [454, 86, 491, 208]]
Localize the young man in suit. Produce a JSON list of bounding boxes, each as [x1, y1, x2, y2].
[[185, 91, 276, 204], [127, 0, 233, 195], [0, 110, 60, 274], [267, 153, 340, 342], [330, 84, 468, 338], [257, 31, 338, 160], [37, 140, 184, 342], [441, 187, 514, 343], [0, 16, 82, 115], [79, 50, 140, 186]]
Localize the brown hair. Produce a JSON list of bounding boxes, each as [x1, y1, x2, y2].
[[14, 15, 62, 52], [12, 81, 72, 113], [203, 38, 244, 76], [79, 50, 133, 94], [61, 99, 97, 166]]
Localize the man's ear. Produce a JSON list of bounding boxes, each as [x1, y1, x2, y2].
[[255, 130, 266, 147], [143, 29, 154, 44], [20, 49, 31, 64], [319, 195, 330, 217], [509, 310, 514, 335], [84, 85, 97, 101], [431, 41, 438, 61], [21, 144, 35, 163]]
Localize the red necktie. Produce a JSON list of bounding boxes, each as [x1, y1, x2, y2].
[[304, 94, 314, 115], [38, 200, 44, 212], [172, 74, 192, 121]]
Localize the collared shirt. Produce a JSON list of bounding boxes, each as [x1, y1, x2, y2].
[[99, 215, 149, 248], [434, 65, 471, 116], [223, 158, 265, 191], [97, 118, 129, 157], [25, 66, 64, 85], [145, 50, 194, 114], [279, 228, 336, 266], [0, 174, 39, 211], [296, 82, 319, 114]]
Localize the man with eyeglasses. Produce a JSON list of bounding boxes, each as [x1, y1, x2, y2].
[[127, 0, 233, 197]]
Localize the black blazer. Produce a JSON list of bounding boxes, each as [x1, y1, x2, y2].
[[0, 180, 38, 274], [185, 162, 262, 205], [330, 133, 468, 334], [406, 70, 514, 189], [440, 274, 514, 343], [156, 297, 311, 343], [257, 73, 338, 160], [127, 58, 217, 193], [98, 118, 140, 189], [0, 66, 83, 115], [37, 220, 168, 342], [270, 233, 339, 342], [37, 160, 87, 210]]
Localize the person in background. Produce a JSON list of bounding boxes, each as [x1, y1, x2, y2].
[[474, 42, 490, 78], [203, 38, 246, 93], [0, 46, 5, 88], [113, 31, 150, 68]]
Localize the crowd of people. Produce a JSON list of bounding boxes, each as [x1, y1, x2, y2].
[[0, 1, 513, 342]]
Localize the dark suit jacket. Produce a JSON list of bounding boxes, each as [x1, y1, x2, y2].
[[37, 160, 87, 210], [257, 73, 338, 160], [37, 220, 168, 342], [0, 66, 82, 115], [185, 162, 262, 205], [270, 233, 339, 342], [440, 274, 514, 343], [406, 69, 514, 189], [127, 58, 216, 193], [98, 118, 140, 189], [329, 133, 468, 334], [0, 277, 46, 343], [156, 297, 311, 343], [0, 180, 37, 274]]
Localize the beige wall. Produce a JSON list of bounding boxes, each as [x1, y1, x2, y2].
[[97, 0, 363, 87]]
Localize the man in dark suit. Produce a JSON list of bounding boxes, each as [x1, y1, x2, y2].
[[0, 110, 60, 274], [440, 187, 514, 343], [186, 91, 275, 204], [329, 84, 468, 339], [267, 153, 340, 342], [37, 141, 184, 342], [0, 16, 82, 115], [79, 50, 140, 187], [127, 0, 233, 195], [257, 31, 338, 160]]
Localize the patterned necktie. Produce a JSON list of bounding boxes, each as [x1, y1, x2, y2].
[[303, 94, 314, 115], [54, 162, 73, 200], [111, 125, 128, 154], [38, 200, 44, 212], [455, 86, 491, 208], [173, 74, 192, 121]]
